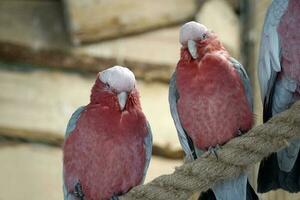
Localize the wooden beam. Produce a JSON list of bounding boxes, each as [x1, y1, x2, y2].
[[63, 0, 197, 44], [0, 126, 184, 159], [0, 41, 172, 82], [0, 1, 180, 82]]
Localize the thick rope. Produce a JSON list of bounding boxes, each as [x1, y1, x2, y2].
[[121, 101, 300, 200]]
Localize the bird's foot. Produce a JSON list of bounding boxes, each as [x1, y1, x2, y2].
[[237, 129, 243, 136], [73, 180, 85, 200], [207, 144, 221, 159], [111, 195, 120, 200]]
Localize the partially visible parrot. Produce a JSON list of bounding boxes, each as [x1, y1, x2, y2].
[[257, 0, 300, 193], [169, 21, 258, 200], [63, 66, 152, 200]]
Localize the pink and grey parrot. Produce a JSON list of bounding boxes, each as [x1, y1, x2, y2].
[[63, 66, 152, 200], [169, 21, 258, 200], [257, 0, 300, 193]]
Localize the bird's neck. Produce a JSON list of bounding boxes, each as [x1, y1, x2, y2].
[[89, 80, 142, 112], [180, 35, 228, 62], [197, 36, 227, 58]]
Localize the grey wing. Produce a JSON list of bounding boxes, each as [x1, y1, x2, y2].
[[258, 0, 288, 103], [272, 77, 299, 172], [230, 57, 253, 112], [277, 137, 300, 172], [65, 106, 85, 138], [141, 121, 153, 184], [63, 106, 85, 200], [169, 72, 195, 161], [213, 172, 248, 200], [257, 0, 300, 172]]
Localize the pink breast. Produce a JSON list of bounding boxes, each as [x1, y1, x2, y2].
[[63, 106, 147, 200], [176, 54, 253, 149], [278, 0, 300, 84]]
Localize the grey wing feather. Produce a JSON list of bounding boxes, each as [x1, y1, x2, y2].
[[258, 0, 288, 102], [169, 72, 194, 160], [230, 57, 253, 112], [65, 106, 85, 138], [277, 137, 300, 172], [258, 0, 299, 173], [63, 106, 85, 200], [141, 121, 153, 183], [213, 172, 248, 200], [272, 77, 299, 172], [63, 165, 76, 200], [63, 179, 69, 200]]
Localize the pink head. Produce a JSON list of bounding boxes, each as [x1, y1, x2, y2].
[[179, 21, 224, 60], [91, 66, 140, 111]]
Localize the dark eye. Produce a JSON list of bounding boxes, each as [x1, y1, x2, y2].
[[105, 83, 110, 88], [202, 33, 208, 39]]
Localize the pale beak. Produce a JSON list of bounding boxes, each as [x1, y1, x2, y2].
[[187, 39, 198, 59], [117, 91, 128, 111]]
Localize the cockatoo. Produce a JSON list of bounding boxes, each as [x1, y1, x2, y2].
[[169, 21, 258, 200], [257, 0, 300, 193], [63, 66, 152, 200]]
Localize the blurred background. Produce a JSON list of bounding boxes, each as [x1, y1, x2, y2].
[[0, 0, 299, 200]]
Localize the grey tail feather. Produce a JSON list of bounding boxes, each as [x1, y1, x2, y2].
[[198, 180, 258, 200], [246, 180, 259, 200], [186, 131, 197, 160], [263, 72, 277, 123], [258, 75, 300, 193], [257, 152, 300, 193], [198, 189, 216, 200]]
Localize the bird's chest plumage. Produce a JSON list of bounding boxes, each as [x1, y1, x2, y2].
[[278, 0, 300, 84], [176, 55, 252, 149], [63, 105, 147, 200]]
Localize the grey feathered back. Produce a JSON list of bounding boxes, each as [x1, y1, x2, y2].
[[141, 121, 153, 183]]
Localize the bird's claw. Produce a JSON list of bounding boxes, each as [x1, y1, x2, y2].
[[207, 144, 221, 160], [111, 195, 120, 200], [73, 180, 85, 200], [237, 129, 243, 136]]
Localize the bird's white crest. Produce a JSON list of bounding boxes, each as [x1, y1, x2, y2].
[[179, 21, 208, 46], [99, 66, 136, 93]]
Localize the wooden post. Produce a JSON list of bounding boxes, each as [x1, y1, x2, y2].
[[240, 0, 259, 191], [240, 0, 256, 82]]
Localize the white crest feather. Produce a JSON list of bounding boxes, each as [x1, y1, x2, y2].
[[99, 66, 135, 92], [179, 21, 208, 46]]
